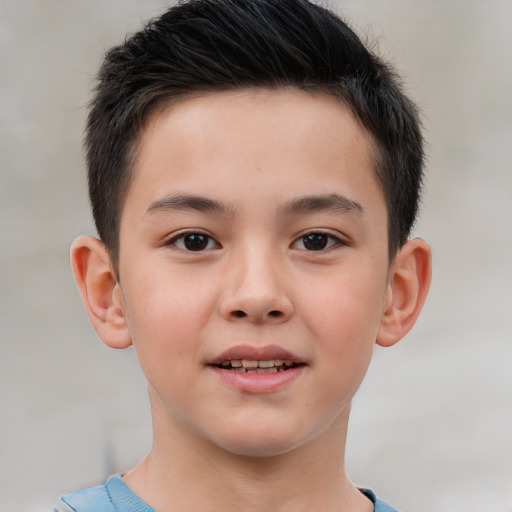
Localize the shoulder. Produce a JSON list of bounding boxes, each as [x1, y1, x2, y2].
[[360, 488, 402, 512], [56, 473, 156, 512], [57, 475, 117, 512]]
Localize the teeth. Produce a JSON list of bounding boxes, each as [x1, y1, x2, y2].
[[242, 359, 292, 369], [220, 359, 296, 370]]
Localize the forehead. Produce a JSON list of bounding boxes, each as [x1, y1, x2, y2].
[[125, 88, 383, 221]]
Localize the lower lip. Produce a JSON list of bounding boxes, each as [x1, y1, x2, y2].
[[210, 366, 305, 393]]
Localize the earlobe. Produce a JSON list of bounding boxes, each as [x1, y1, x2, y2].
[[70, 235, 132, 349], [376, 238, 431, 347]]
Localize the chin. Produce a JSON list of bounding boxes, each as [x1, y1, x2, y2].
[[218, 438, 299, 459], [205, 422, 309, 459]]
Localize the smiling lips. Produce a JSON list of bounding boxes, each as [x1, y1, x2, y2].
[[210, 344, 303, 368], [209, 345, 306, 392], [214, 359, 298, 373]]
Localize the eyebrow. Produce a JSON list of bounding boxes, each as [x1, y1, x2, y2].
[[145, 192, 363, 219], [280, 193, 364, 216], [145, 193, 231, 216]]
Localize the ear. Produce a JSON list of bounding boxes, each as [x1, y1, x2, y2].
[[70, 235, 132, 349], [376, 238, 431, 347]]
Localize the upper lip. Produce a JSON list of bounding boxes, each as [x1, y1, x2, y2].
[[209, 344, 303, 365]]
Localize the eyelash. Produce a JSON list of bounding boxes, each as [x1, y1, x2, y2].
[[291, 231, 345, 251], [165, 231, 220, 251], [165, 230, 346, 252]]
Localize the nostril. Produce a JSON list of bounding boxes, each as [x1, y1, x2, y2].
[[233, 310, 247, 318], [268, 310, 282, 318]]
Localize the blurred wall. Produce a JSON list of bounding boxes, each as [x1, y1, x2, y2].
[[1, 1, 510, 511]]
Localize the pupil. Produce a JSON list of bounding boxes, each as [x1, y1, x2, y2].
[[303, 233, 328, 250], [184, 234, 208, 251]]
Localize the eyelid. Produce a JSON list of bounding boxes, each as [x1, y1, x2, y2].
[[164, 229, 221, 250], [290, 230, 347, 250]]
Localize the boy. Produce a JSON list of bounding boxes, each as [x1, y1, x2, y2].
[[60, 0, 431, 510]]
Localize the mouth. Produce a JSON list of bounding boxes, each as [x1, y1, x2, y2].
[[212, 359, 304, 373], [209, 345, 306, 392]]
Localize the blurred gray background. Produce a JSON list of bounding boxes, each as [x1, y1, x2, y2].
[[1, 1, 511, 511]]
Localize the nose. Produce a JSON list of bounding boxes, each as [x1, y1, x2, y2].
[[219, 245, 293, 324]]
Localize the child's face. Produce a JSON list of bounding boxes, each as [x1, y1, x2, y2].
[[117, 89, 392, 456]]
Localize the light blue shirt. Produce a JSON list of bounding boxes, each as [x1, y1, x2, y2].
[[59, 474, 400, 512]]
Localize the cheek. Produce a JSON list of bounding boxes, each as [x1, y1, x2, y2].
[[121, 267, 216, 380], [125, 261, 215, 331], [305, 269, 386, 336], [300, 266, 387, 377]]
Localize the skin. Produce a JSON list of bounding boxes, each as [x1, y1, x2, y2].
[[72, 88, 431, 512]]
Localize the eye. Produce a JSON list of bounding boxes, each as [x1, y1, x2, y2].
[[292, 232, 343, 251], [167, 231, 220, 251]]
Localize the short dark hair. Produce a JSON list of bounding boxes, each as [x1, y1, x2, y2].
[[85, 0, 424, 269]]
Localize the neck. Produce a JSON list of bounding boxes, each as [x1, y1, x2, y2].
[[123, 391, 372, 512]]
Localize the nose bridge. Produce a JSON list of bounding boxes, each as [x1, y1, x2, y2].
[[220, 235, 292, 323]]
